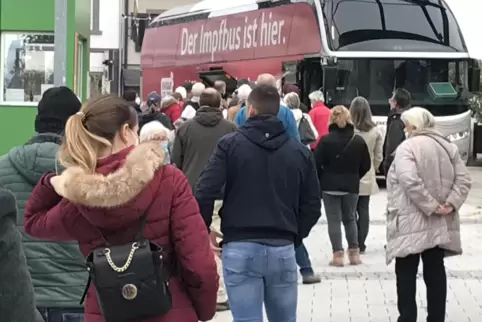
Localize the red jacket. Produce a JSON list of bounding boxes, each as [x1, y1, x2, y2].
[[24, 142, 218, 322], [162, 102, 182, 124], [308, 101, 331, 149]]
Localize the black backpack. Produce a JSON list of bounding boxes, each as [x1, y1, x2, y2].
[[299, 115, 317, 145], [80, 210, 172, 322]]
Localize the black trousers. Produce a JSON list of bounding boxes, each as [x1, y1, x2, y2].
[[395, 247, 447, 322]]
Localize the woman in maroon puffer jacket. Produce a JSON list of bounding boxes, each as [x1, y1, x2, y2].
[[23, 94, 219, 322]]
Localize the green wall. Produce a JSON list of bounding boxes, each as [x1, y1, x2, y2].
[[0, 0, 90, 154], [0, 0, 54, 31]]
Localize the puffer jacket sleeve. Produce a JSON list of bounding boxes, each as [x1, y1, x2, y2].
[[445, 151, 471, 210], [24, 173, 88, 241], [169, 168, 218, 321], [392, 142, 440, 215], [0, 188, 39, 322]]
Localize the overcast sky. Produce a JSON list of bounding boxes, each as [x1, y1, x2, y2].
[[446, 0, 482, 59]]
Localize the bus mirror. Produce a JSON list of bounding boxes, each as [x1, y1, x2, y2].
[[469, 67, 480, 92]]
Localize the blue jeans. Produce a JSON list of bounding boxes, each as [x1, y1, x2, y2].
[[38, 308, 84, 322], [222, 242, 297, 322], [295, 243, 314, 276]]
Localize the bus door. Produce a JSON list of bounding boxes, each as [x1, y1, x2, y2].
[[298, 59, 323, 107], [198, 68, 238, 96]]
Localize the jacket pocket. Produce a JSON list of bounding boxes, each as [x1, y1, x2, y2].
[[386, 209, 399, 240]]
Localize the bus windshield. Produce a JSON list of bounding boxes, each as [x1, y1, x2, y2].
[[324, 0, 466, 52], [327, 59, 469, 116]]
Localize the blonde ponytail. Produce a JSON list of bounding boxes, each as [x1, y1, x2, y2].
[[58, 112, 112, 172], [57, 95, 139, 172]]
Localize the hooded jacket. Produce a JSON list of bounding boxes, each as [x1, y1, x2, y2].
[[172, 106, 237, 190], [0, 133, 86, 308], [0, 188, 43, 322], [195, 115, 322, 245], [23, 142, 218, 322]]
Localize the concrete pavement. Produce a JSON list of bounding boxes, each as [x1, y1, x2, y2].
[[211, 167, 482, 321]]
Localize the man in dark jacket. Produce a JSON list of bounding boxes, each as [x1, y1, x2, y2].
[[0, 188, 43, 322], [195, 84, 321, 321], [172, 88, 236, 311], [172, 88, 237, 189], [138, 91, 172, 130], [0, 87, 85, 321], [383, 88, 411, 174]]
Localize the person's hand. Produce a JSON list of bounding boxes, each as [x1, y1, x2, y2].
[[435, 203, 454, 216], [209, 231, 219, 248]]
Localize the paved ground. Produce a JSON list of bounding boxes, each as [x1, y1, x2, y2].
[[210, 168, 482, 321]]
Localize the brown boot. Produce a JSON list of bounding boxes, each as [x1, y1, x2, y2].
[[329, 251, 344, 267], [348, 248, 362, 265]]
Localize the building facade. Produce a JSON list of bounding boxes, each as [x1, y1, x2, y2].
[[0, 0, 91, 154], [89, 0, 122, 96], [121, 0, 198, 94]]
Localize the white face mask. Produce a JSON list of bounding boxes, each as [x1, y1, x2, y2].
[[135, 97, 141, 105]]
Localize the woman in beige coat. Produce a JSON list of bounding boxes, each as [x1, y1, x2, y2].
[[386, 107, 471, 322], [349, 97, 383, 254]]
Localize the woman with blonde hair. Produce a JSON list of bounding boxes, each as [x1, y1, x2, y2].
[[349, 97, 383, 253], [23, 94, 219, 322], [314, 105, 371, 266], [386, 107, 470, 322]]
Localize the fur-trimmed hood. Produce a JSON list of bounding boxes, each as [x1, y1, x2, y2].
[[51, 142, 166, 229]]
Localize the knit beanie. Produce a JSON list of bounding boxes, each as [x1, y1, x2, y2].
[[34, 87, 81, 134]]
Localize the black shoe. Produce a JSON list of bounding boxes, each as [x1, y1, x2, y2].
[[216, 301, 230, 312], [302, 273, 321, 284], [359, 246, 366, 254]]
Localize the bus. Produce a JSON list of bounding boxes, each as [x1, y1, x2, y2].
[[141, 0, 480, 164]]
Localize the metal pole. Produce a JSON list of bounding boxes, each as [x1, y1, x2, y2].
[[54, 0, 68, 86], [118, 0, 125, 94]]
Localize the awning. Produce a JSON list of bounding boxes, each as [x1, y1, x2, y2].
[[123, 68, 141, 87]]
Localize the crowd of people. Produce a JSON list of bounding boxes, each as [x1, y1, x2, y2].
[[0, 72, 471, 322]]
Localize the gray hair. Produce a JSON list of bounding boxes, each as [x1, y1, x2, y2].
[[284, 92, 300, 110], [349, 96, 376, 132], [139, 121, 170, 142], [191, 82, 206, 97], [401, 107, 435, 130], [309, 90, 324, 103], [174, 86, 187, 99], [256, 73, 276, 87], [237, 84, 252, 103]]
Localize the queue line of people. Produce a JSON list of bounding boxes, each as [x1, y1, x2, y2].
[[0, 74, 471, 322]]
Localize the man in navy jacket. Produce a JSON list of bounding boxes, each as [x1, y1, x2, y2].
[[233, 73, 320, 284], [195, 84, 321, 321]]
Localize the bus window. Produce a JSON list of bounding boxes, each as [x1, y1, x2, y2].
[[325, 0, 466, 52], [330, 59, 469, 117]]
